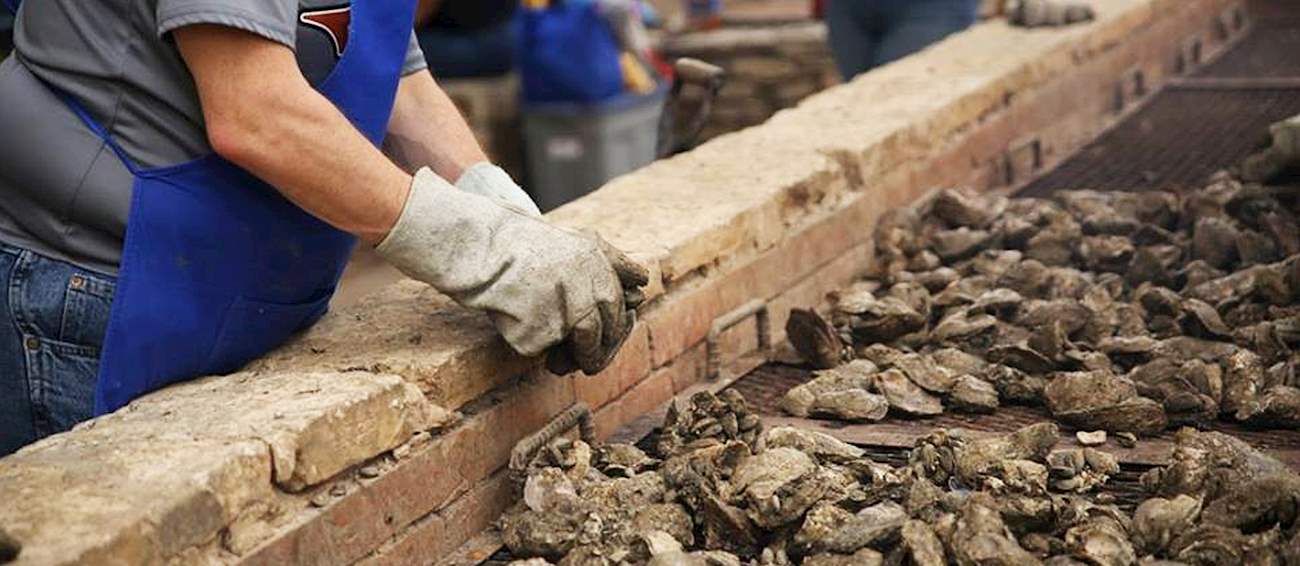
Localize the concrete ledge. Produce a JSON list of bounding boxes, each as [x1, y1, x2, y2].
[[0, 0, 1244, 563]]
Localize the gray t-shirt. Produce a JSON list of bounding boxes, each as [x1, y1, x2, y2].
[[0, 0, 427, 275]]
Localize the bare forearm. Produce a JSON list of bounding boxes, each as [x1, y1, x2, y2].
[[384, 70, 488, 182], [177, 25, 412, 245], [215, 87, 412, 245]]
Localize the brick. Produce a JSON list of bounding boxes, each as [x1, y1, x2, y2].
[[593, 367, 677, 441], [575, 322, 652, 411], [664, 343, 711, 394], [242, 375, 573, 565], [356, 471, 514, 566]]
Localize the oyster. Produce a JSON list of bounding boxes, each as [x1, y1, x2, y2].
[[1238, 385, 1300, 427], [762, 427, 864, 465], [657, 391, 763, 456], [781, 361, 888, 422], [1044, 370, 1167, 436], [793, 501, 906, 556], [837, 291, 927, 344], [891, 353, 960, 394], [786, 309, 846, 370], [931, 187, 1006, 229], [948, 493, 1043, 566], [948, 374, 1000, 414], [874, 369, 944, 416], [901, 519, 947, 566], [1132, 495, 1202, 556]]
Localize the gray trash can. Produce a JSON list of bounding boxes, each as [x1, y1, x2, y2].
[[523, 85, 667, 211]]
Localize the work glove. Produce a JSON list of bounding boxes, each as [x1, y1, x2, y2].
[[1242, 113, 1300, 183], [456, 162, 543, 218], [377, 168, 649, 375], [1007, 0, 1095, 27]]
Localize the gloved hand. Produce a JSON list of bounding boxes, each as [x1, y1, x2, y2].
[[377, 168, 648, 374], [1242, 114, 1300, 183], [456, 162, 543, 218], [1007, 0, 1095, 27]]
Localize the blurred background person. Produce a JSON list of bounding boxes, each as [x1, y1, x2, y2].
[[822, 0, 1094, 80], [415, 0, 520, 78], [822, 0, 981, 80]]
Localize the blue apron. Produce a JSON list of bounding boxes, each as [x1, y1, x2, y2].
[[28, 0, 416, 414]]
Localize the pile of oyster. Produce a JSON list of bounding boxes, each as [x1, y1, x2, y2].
[[785, 176, 1300, 435], [500, 391, 1300, 565]]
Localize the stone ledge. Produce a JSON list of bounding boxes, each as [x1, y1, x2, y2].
[[0, 0, 1242, 563], [0, 371, 443, 565]]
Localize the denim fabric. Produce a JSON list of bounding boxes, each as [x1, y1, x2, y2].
[[0, 244, 114, 456], [826, 0, 980, 79]]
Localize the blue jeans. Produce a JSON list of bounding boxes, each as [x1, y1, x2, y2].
[[826, 0, 980, 79], [0, 244, 115, 456]]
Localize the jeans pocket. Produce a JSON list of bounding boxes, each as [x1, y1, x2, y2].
[[29, 337, 99, 436], [59, 271, 116, 350]]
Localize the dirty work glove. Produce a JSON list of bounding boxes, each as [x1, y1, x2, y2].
[[1242, 113, 1300, 183], [1007, 0, 1095, 27], [545, 235, 650, 376], [377, 168, 646, 374], [456, 162, 543, 218]]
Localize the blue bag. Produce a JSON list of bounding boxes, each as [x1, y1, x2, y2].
[[3, 0, 17, 15], [517, 0, 624, 104]]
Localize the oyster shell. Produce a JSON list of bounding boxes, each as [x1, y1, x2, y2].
[[874, 369, 944, 416], [1044, 370, 1168, 435], [793, 501, 906, 556], [762, 427, 864, 465], [901, 519, 947, 566], [890, 353, 960, 394], [947, 493, 1043, 566], [786, 309, 845, 370], [948, 374, 1000, 414], [1132, 495, 1202, 556]]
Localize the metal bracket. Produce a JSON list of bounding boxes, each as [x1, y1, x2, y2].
[[508, 403, 595, 475], [1217, 5, 1249, 40], [705, 299, 771, 381], [1115, 66, 1147, 113], [1004, 137, 1043, 186], [1175, 36, 1204, 75]]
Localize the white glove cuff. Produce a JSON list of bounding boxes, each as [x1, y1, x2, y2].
[[457, 162, 543, 218]]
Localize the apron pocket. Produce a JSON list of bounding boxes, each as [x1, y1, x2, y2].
[[205, 293, 332, 375]]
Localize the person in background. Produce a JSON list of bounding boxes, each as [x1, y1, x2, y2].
[[823, 0, 982, 80], [415, 0, 520, 78], [824, 0, 1093, 80], [0, 10, 12, 56]]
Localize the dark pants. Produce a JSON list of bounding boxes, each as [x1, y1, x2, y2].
[[826, 0, 980, 80], [0, 244, 114, 456]]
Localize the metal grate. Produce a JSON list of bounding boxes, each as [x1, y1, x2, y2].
[[1021, 87, 1300, 195], [1197, 27, 1300, 78], [729, 364, 1300, 459]]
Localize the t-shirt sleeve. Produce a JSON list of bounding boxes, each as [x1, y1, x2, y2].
[[403, 31, 428, 76], [155, 0, 299, 47]]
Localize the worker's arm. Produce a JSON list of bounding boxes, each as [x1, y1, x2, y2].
[[384, 71, 486, 182], [174, 24, 641, 373], [386, 70, 542, 216], [175, 25, 410, 245]]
